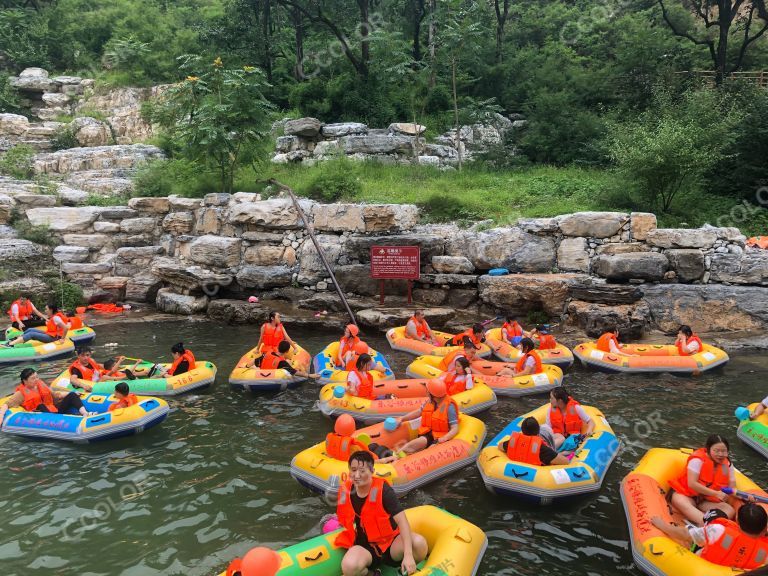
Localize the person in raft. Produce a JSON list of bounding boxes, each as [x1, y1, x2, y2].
[[256, 311, 297, 355], [4, 303, 70, 346], [108, 382, 139, 412], [667, 434, 736, 525], [437, 356, 474, 395], [676, 324, 704, 356], [546, 386, 595, 450], [651, 505, 768, 570], [495, 338, 543, 378], [7, 295, 47, 331], [335, 451, 428, 576], [347, 354, 385, 399], [343, 341, 387, 374], [244, 340, 318, 379], [405, 309, 438, 345], [438, 340, 478, 372], [500, 314, 526, 346], [595, 326, 636, 357], [0, 368, 93, 418], [152, 342, 196, 377], [68, 347, 130, 392], [326, 413, 371, 461], [337, 323, 361, 367], [499, 416, 571, 466], [444, 323, 485, 348], [531, 325, 558, 350]]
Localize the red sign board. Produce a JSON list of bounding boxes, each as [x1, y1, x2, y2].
[[370, 246, 421, 280]]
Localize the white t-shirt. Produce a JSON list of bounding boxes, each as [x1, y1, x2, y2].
[[523, 356, 537, 371], [440, 372, 474, 390], [686, 340, 701, 354], [545, 405, 592, 429], [761, 395, 768, 407], [688, 524, 726, 550], [405, 319, 420, 339], [609, 339, 622, 354], [347, 372, 362, 395], [10, 303, 20, 320], [687, 458, 735, 482]]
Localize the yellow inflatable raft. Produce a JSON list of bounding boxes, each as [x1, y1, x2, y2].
[[318, 380, 497, 424], [0, 337, 74, 365], [406, 355, 563, 397], [217, 505, 487, 576], [229, 344, 312, 392], [291, 415, 486, 496], [621, 447, 768, 576], [574, 341, 729, 374], [485, 327, 574, 368], [385, 326, 492, 358], [311, 341, 395, 385], [478, 403, 619, 504]]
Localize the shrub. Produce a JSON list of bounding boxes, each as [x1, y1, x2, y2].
[[12, 219, 55, 246], [47, 279, 85, 311], [133, 158, 218, 198], [416, 193, 481, 223], [0, 144, 35, 179], [49, 125, 79, 151], [304, 162, 362, 202]]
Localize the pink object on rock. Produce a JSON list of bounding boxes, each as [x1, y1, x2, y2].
[[322, 515, 341, 534], [248, 296, 259, 303]]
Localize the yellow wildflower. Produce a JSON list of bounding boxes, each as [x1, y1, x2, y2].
[[186, 75, 199, 82], [213, 56, 223, 67], [243, 65, 256, 72]]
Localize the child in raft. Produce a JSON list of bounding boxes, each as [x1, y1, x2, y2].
[[336, 324, 361, 367], [108, 382, 139, 412], [245, 340, 317, 379], [547, 386, 595, 450], [500, 315, 526, 347], [676, 324, 704, 356], [530, 325, 558, 350], [495, 338, 543, 377], [595, 326, 636, 357], [499, 416, 571, 466], [438, 340, 478, 372], [436, 356, 474, 395]]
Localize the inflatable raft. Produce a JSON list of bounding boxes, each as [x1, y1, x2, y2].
[[0, 337, 74, 365], [291, 415, 486, 496], [621, 447, 768, 576], [477, 403, 619, 504], [229, 344, 312, 392], [573, 341, 729, 374], [386, 326, 492, 358], [6, 322, 96, 345], [312, 341, 395, 385], [737, 402, 768, 460], [51, 360, 217, 396], [318, 380, 497, 424], [406, 355, 563, 397], [0, 392, 169, 443], [218, 505, 487, 576], [485, 327, 574, 368]]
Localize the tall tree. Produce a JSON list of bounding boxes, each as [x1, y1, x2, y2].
[[493, 0, 511, 62]]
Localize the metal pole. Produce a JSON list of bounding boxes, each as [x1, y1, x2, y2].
[[268, 179, 358, 327]]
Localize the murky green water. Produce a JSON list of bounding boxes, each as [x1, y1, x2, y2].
[[0, 319, 766, 576]]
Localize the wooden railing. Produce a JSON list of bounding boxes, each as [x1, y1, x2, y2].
[[677, 70, 768, 88]]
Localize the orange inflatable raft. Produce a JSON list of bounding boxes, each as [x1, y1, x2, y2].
[[574, 342, 729, 375], [485, 327, 574, 368], [385, 326, 493, 358]]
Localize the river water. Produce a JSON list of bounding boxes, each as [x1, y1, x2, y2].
[[0, 319, 766, 576]]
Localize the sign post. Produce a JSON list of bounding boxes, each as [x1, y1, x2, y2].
[[370, 246, 420, 305]]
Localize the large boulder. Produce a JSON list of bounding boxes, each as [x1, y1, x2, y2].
[[666, 249, 705, 283], [321, 123, 368, 137], [568, 279, 644, 304], [207, 299, 269, 324], [0, 114, 30, 136], [0, 239, 43, 260], [189, 235, 242, 268], [431, 256, 474, 274], [340, 134, 416, 155], [558, 212, 628, 238], [62, 233, 111, 250], [478, 273, 588, 316], [312, 204, 364, 232], [645, 228, 718, 249], [128, 197, 171, 214], [120, 217, 157, 234], [709, 251, 768, 285], [557, 237, 589, 272], [630, 212, 657, 241], [592, 252, 668, 282], [335, 264, 383, 296], [26, 207, 100, 232], [162, 212, 195, 234], [284, 117, 322, 137], [243, 245, 296, 266], [297, 235, 344, 284], [357, 307, 454, 329], [517, 217, 560, 234], [228, 198, 314, 229], [566, 300, 651, 339], [71, 117, 113, 147], [236, 265, 293, 289], [156, 288, 209, 315], [362, 205, 419, 233], [32, 144, 164, 175], [388, 123, 426, 136], [150, 257, 231, 292], [10, 68, 54, 92], [449, 228, 555, 272], [52, 245, 89, 263]]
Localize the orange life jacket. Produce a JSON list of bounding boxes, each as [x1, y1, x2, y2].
[[70, 357, 103, 381], [747, 236, 768, 250], [502, 321, 523, 341], [261, 322, 284, 352], [325, 433, 370, 461], [700, 518, 768, 569], [506, 432, 543, 465], [596, 332, 619, 352], [338, 335, 360, 366], [549, 397, 582, 436], [16, 382, 57, 412], [45, 311, 69, 338], [418, 396, 459, 439], [349, 369, 374, 399], [225, 558, 242, 576], [538, 334, 557, 350], [69, 315, 84, 329], [108, 393, 138, 412], [677, 334, 704, 356], [515, 350, 543, 374], [259, 352, 285, 370], [438, 349, 465, 371], [344, 354, 360, 372], [448, 329, 482, 347], [8, 299, 33, 321], [86, 303, 125, 314], [335, 477, 399, 553], [168, 349, 196, 376], [443, 372, 470, 395], [408, 316, 430, 339], [668, 447, 731, 502]]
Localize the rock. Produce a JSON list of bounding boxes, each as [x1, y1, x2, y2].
[[431, 256, 474, 274], [116, 246, 164, 261], [61, 262, 113, 274], [517, 217, 560, 234], [388, 123, 426, 136], [666, 249, 705, 283], [357, 307, 454, 329], [478, 273, 588, 316], [194, 207, 224, 235], [334, 264, 382, 296], [156, 288, 209, 315], [0, 278, 50, 302], [0, 114, 30, 136], [75, 85, 160, 143], [26, 207, 100, 232], [417, 155, 440, 167], [228, 199, 314, 229], [41, 92, 71, 108], [187, 235, 242, 268], [62, 233, 110, 250], [297, 235, 344, 284], [207, 299, 269, 324], [630, 212, 657, 241], [52, 245, 89, 263], [162, 212, 195, 234], [33, 144, 164, 175], [0, 239, 43, 260], [94, 207, 138, 220], [645, 228, 718, 249], [150, 257, 231, 292], [0, 196, 12, 225], [275, 136, 300, 153], [284, 117, 322, 137], [93, 221, 120, 233], [568, 279, 644, 304], [557, 237, 589, 272], [558, 212, 628, 238], [566, 300, 651, 339], [449, 228, 555, 272], [710, 251, 768, 285], [203, 193, 231, 207], [243, 245, 296, 266], [0, 225, 17, 238], [13, 194, 56, 207], [341, 134, 416, 155], [321, 123, 368, 137], [312, 204, 364, 232], [11, 68, 54, 92], [313, 140, 341, 157], [71, 117, 113, 147], [362, 205, 419, 233], [120, 217, 157, 234], [168, 195, 201, 211], [418, 274, 478, 287], [596, 242, 649, 256], [96, 276, 129, 300], [423, 144, 458, 159], [236, 265, 293, 289], [592, 252, 669, 282], [128, 197, 171, 214]]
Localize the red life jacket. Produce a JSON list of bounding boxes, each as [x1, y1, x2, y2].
[[8, 299, 33, 321], [349, 370, 374, 399], [549, 397, 583, 435], [668, 447, 731, 502], [335, 477, 399, 553], [596, 332, 619, 352], [506, 432, 543, 465], [677, 334, 704, 356], [408, 316, 430, 339], [69, 357, 103, 381], [108, 393, 138, 412], [418, 397, 459, 439], [16, 382, 57, 412], [261, 322, 284, 352], [338, 335, 360, 366], [259, 352, 285, 370], [325, 433, 370, 461], [700, 518, 768, 569], [45, 311, 69, 338], [444, 372, 470, 395], [502, 321, 523, 341], [168, 350, 196, 376], [515, 350, 543, 374], [439, 349, 466, 371], [538, 334, 557, 350]]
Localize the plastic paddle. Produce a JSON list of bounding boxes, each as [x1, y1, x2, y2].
[[721, 487, 768, 504], [480, 315, 503, 327]]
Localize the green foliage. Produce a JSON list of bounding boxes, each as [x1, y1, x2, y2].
[[84, 194, 130, 206], [416, 193, 481, 224], [304, 161, 362, 202], [133, 158, 219, 198], [12, 219, 56, 246], [0, 8, 50, 70], [0, 145, 35, 179], [0, 74, 21, 114], [47, 279, 85, 311], [526, 310, 549, 326], [49, 125, 79, 151]]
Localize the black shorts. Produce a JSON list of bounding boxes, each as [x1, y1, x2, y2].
[[359, 541, 399, 568], [419, 431, 436, 447]]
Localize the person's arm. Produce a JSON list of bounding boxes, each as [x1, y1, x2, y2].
[[686, 461, 729, 501], [30, 303, 47, 319], [751, 399, 768, 420], [539, 444, 569, 465], [515, 357, 535, 376], [392, 511, 417, 575], [69, 369, 93, 392], [346, 372, 360, 396], [465, 373, 474, 390], [10, 304, 22, 328], [396, 402, 426, 425], [282, 326, 297, 349], [405, 320, 418, 340], [0, 392, 24, 418], [576, 406, 595, 436], [55, 316, 70, 341], [650, 517, 694, 546], [255, 325, 265, 352], [686, 340, 701, 354]]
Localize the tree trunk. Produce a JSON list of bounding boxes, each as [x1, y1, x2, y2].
[[428, 0, 437, 86], [358, 0, 370, 77], [262, 0, 273, 83], [291, 5, 305, 80], [494, 0, 510, 63], [413, 0, 425, 62], [715, 0, 731, 85], [452, 56, 462, 171]]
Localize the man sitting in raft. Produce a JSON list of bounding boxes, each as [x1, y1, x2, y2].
[[0, 368, 92, 418], [501, 314, 526, 346], [438, 340, 478, 372], [153, 342, 196, 377], [69, 347, 128, 392], [651, 505, 768, 570], [257, 311, 297, 355], [336, 451, 428, 576], [7, 296, 47, 331], [444, 323, 485, 348], [676, 324, 703, 356], [499, 416, 571, 466], [4, 303, 70, 346], [337, 324, 361, 367], [405, 309, 438, 345], [244, 340, 317, 379], [108, 382, 139, 412], [595, 326, 636, 357], [437, 356, 474, 395], [668, 434, 736, 525], [496, 338, 543, 377], [547, 387, 595, 450]]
